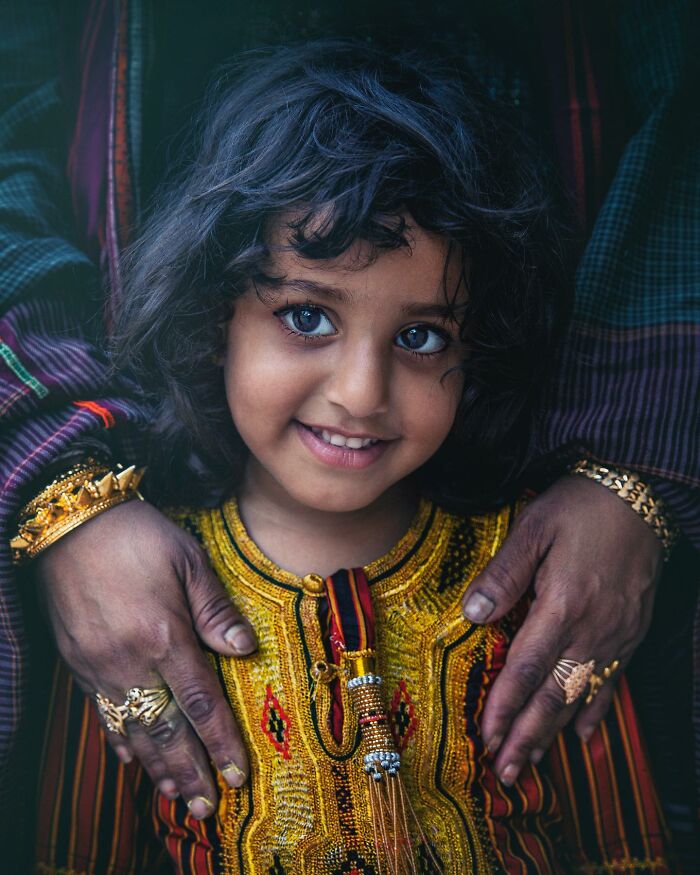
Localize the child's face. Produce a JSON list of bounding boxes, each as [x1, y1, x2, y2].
[[224, 218, 466, 514]]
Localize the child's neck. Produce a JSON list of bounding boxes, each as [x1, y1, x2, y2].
[[238, 462, 420, 579]]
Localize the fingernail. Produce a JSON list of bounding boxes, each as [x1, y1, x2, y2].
[[578, 726, 594, 744], [222, 762, 247, 788], [462, 593, 495, 623], [224, 623, 256, 655], [115, 746, 133, 765], [158, 779, 179, 799], [500, 764, 519, 787], [530, 748, 545, 765], [486, 734, 503, 755], [187, 796, 215, 820]]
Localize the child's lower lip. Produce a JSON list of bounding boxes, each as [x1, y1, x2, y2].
[[294, 422, 389, 469]]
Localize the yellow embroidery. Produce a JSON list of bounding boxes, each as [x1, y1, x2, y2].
[[167, 498, 509, 874]]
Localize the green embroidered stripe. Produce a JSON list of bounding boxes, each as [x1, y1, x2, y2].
[[0, 342, 49, 399]]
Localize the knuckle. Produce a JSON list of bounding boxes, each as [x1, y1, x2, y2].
[[194, 593, 236, 631], [516, 508, 548, 547], [539, 685, 566, 715], [482, 562, 522, 600], [170, 764, 202, 789], [144, 716, 182, 748], [178, 685, 217, 724], [512, 660, 546, 691]]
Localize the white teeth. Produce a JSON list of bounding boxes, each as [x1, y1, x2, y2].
[[309, 427, 379, 449]]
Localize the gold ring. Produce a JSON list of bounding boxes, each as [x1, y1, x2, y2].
[[585, 659, 621, 705], [552, 658, 595, 705], [95, 693, 128, 736], [95, 685, 171, 735], [124, 686, 171, 726]]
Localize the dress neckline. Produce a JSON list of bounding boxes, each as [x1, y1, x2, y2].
[[217, 495, 439, 590]]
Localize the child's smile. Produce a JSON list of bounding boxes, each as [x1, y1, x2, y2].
[[223, 217, 467, 525]]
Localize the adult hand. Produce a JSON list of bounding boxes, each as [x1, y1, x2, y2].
[[461, 475, 664, 786], [34, 498, 257, 819]]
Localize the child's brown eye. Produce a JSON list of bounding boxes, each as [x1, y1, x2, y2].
[[276, 304, 337, 337], [395, 325, 448, 355]]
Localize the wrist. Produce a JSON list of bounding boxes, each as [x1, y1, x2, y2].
[[10, 459, 146, 564], [569, 458, 679, 559]]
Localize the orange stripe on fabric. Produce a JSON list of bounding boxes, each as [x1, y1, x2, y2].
[[512, 769, 550, 872], [348, 569, 367, 651], [549, 734, 585, 855], [67, 699, 92, 870], [36, 663, 69, 866], [87, 711, 108, 873], [581, 734, 608, 863], [107, 763, 126, 872], [325, 574, 345, 647], [613, 683, 654, 861], [73, 400, 116, 428], [50, 672, 75, 863], [598, 718, 633, 861]]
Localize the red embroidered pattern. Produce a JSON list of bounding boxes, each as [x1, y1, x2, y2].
[[389, 680, 418, 751], [261, 685, 291, 760]]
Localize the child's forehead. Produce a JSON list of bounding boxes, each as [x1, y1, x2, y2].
[[264, 211, 466, 306]]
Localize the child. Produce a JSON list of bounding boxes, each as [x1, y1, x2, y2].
[[36, 42, 669, 874]]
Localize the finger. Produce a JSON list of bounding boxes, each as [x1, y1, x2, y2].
[[128, 700, 219, 819], [73, 672, 137, 766], [462, 510, 548, 624], [480, 597, 569, 751], [493, 670, 578, 785], [574, 663, 625, 742], [164, 647, 249, 789], [183, 546, 257, 657]]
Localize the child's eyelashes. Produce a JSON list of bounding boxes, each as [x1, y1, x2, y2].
[[394, 326, 450, 357], [275, 304, 337, 338], [273, 302, 452, 358]]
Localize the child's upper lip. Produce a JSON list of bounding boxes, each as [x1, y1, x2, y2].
[[298, 421, 395, 442]]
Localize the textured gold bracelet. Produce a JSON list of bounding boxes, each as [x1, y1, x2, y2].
[[10, 459, 145, 564], [570, 459, 680, 559]]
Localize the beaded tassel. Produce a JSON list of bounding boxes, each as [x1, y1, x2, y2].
[[346, 651, 441, 875]]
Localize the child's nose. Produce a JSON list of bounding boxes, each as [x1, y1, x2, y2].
[[325, 343, 390, 419]]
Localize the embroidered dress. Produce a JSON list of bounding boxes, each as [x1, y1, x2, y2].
[[35, 499, 670, 875]]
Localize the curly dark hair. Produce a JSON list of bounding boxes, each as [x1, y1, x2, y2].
[[112, 39, 570, 510]]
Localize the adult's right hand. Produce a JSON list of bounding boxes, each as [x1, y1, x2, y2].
[[33, 498, 257, 820]]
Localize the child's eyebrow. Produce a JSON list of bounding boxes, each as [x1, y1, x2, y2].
[[262, 279, 458, 320], [269, 279, 352, 303]]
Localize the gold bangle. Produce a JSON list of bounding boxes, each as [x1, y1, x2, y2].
[[570, 459, 680, 559], [10, 459, 145, 563]]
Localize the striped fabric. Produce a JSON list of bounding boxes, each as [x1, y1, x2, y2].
[[532, 0, 700, 543], [34, 535, 669, 874], [0, 0, 698, 863]]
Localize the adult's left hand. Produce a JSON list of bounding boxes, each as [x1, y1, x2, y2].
[[461, 474, 664, 786]]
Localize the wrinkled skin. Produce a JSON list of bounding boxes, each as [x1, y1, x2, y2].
[[35, 474, 663, 813], [462, 475, 664, 785], [34, 499, 257, 819]]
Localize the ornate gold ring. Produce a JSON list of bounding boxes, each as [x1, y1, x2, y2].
[[552, 658, 595, 705], [95, 685, 171, 735], [585, 659, 621, 705]]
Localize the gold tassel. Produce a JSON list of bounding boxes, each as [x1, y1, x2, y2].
[[346, 651, 442, 875]]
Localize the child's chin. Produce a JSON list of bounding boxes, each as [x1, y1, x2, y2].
[[289, 484, 388, 515]]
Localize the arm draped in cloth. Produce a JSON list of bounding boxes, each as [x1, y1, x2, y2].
[[536, 0, 700, 549]]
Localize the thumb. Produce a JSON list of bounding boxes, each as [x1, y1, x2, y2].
[[184, 547, 258, 656], [461, 512, 545, 623]]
